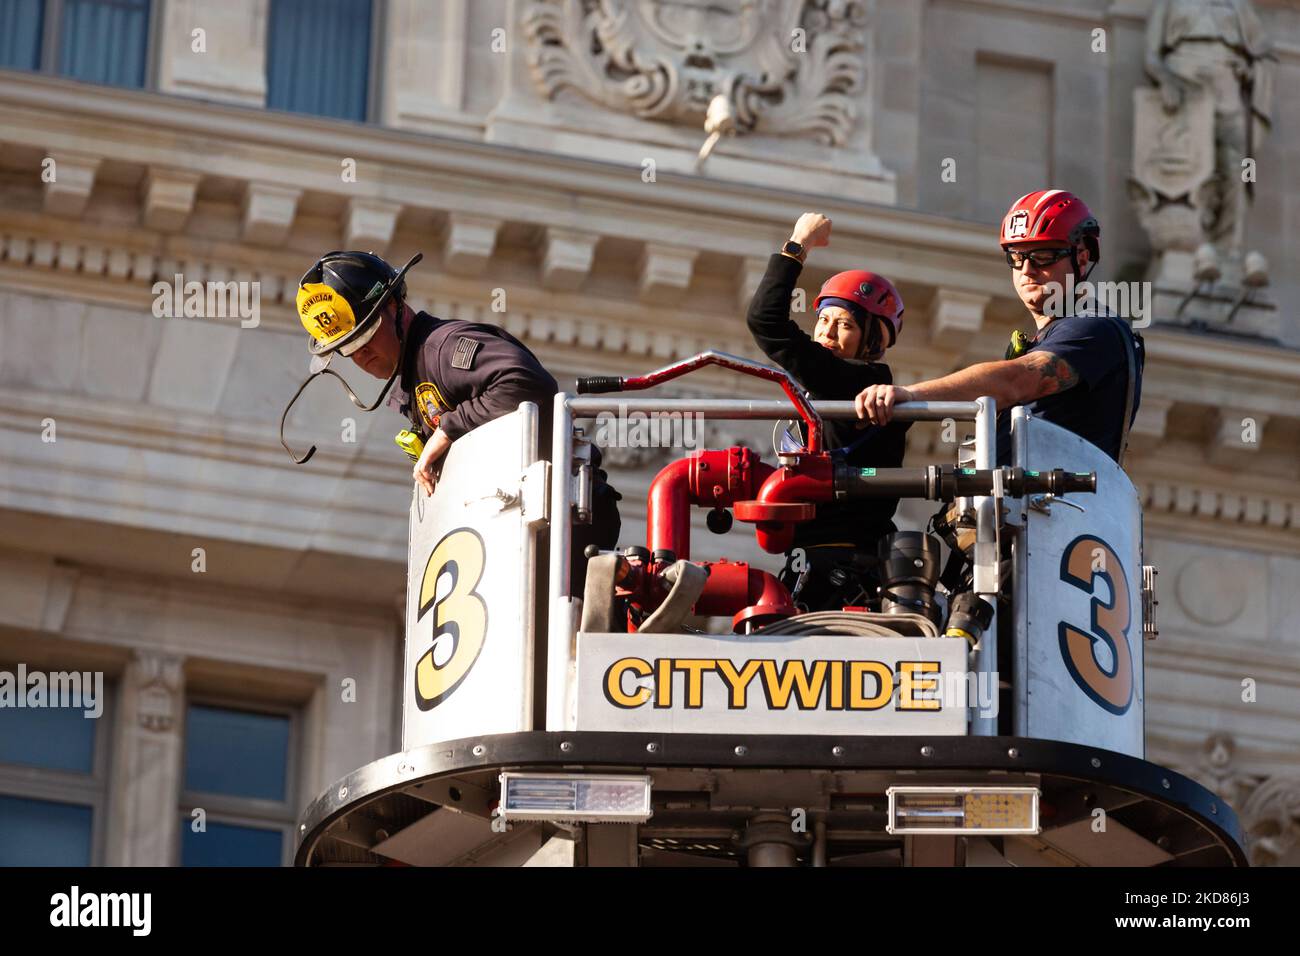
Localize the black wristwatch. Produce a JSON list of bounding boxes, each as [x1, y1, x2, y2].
[[781, 240, 806, 262]]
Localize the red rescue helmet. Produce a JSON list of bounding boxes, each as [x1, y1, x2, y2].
[[1001, 189, 1100, 271], [812, 270, 904, 351]]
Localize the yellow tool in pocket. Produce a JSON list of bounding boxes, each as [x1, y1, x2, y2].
[[395, 430, 426, 463]]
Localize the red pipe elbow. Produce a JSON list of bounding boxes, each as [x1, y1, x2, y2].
[[735, 566, 798, 631], [647, 457, 694, 559], [749, 457, 835, 554], [694, 560, 797, 632], [647, 448, 775, 560]]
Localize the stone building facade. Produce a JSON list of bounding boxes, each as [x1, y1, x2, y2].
[[0, 0, 1295, 865]]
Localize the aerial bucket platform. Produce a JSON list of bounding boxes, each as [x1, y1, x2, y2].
[[296, 353, 1245, 867]]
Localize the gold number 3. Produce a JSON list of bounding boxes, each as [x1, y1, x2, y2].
[[414, 528, 488, 710]]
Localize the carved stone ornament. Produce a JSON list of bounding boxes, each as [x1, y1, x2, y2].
[[133, 649, 185, 733], [1172, 733, 1300, 866], [522, 0, 869, 145], [1128, 89, 1217, 254], [1240, 776, 1300, 866]]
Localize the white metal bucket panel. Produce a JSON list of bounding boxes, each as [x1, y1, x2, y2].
[[575, 632, 971, 735], [1014, 415, 1144, 758], [401, 404, 540, 751]]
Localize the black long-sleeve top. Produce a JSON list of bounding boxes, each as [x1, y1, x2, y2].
[[746, 253, 910, 549]]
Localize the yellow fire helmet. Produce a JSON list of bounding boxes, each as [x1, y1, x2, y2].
[[295, 250, 413, 360], [297, 282, 360, 353]]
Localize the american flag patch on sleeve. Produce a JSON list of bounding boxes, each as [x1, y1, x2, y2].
[[451, 336, 480, 370]]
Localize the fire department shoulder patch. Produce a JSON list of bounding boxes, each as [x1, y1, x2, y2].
[[414, 382, 450, 430]]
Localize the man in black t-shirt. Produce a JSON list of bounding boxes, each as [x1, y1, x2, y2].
[[854, 190, 1143, 466], [994, 309, 1143, 465]]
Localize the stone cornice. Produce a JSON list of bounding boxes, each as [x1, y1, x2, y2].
[[1144, 327, 1300, 385], [0, 70, 1007, 294], [942, 0, 1107, 26], [1147, 633, 1300, 683]]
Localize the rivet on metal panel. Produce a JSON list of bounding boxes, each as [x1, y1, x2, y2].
[[646, 742, 659, 753], [472, 744, 486, 757], [920, 745, 934, 757], [831, 746, 844, 756], [1091, 757, 1101, 768], [734, 745, 748, 756], [1161, 778, 1171, 789], [338, 786, 348, 800], [1007, 747, 1019, 758], [1210, 804, 1218, 815], [560, 741, 574, 753]]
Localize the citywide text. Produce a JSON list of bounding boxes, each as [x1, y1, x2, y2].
[[603, 656, 965, 711]]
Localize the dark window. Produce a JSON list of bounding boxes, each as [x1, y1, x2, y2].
[[0, 700, 96, 773], [267, 0, 373, 121], [0, 795, 93, 866], [0, 0, 151, 88], [179, 701, 296, 866], [183, 703, 290, 802], [0, 0, 44, 70], [58, 0, 151, 87], [0, 664, 109, 866], [179, 818, 285, 867]]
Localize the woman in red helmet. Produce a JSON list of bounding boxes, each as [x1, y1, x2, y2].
[[746, 212, 910, 611]]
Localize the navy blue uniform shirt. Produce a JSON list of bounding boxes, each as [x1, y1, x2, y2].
[[996, 311, 1144, 465], [393, 311, 558, 441]]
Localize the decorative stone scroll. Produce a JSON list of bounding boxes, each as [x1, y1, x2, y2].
[[522, 0, 869, 146]]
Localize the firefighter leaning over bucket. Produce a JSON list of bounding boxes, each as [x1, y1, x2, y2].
[[855, 190, 1145, 467], [746, 212, 910, 613], [282, 250, 621, 594]]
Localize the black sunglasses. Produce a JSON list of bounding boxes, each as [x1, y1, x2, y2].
[[1005, 247, 1074, 269]]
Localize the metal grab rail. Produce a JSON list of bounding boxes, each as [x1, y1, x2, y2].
[[577, 351, 828, 453], [548, 394, 1000, 736], [567, 397, 981, 422]]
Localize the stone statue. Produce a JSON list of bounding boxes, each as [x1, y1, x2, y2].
[[1132, 0, 1275, 291]]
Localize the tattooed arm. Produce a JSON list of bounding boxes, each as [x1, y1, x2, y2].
[[853, 351, 1080, 425]]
